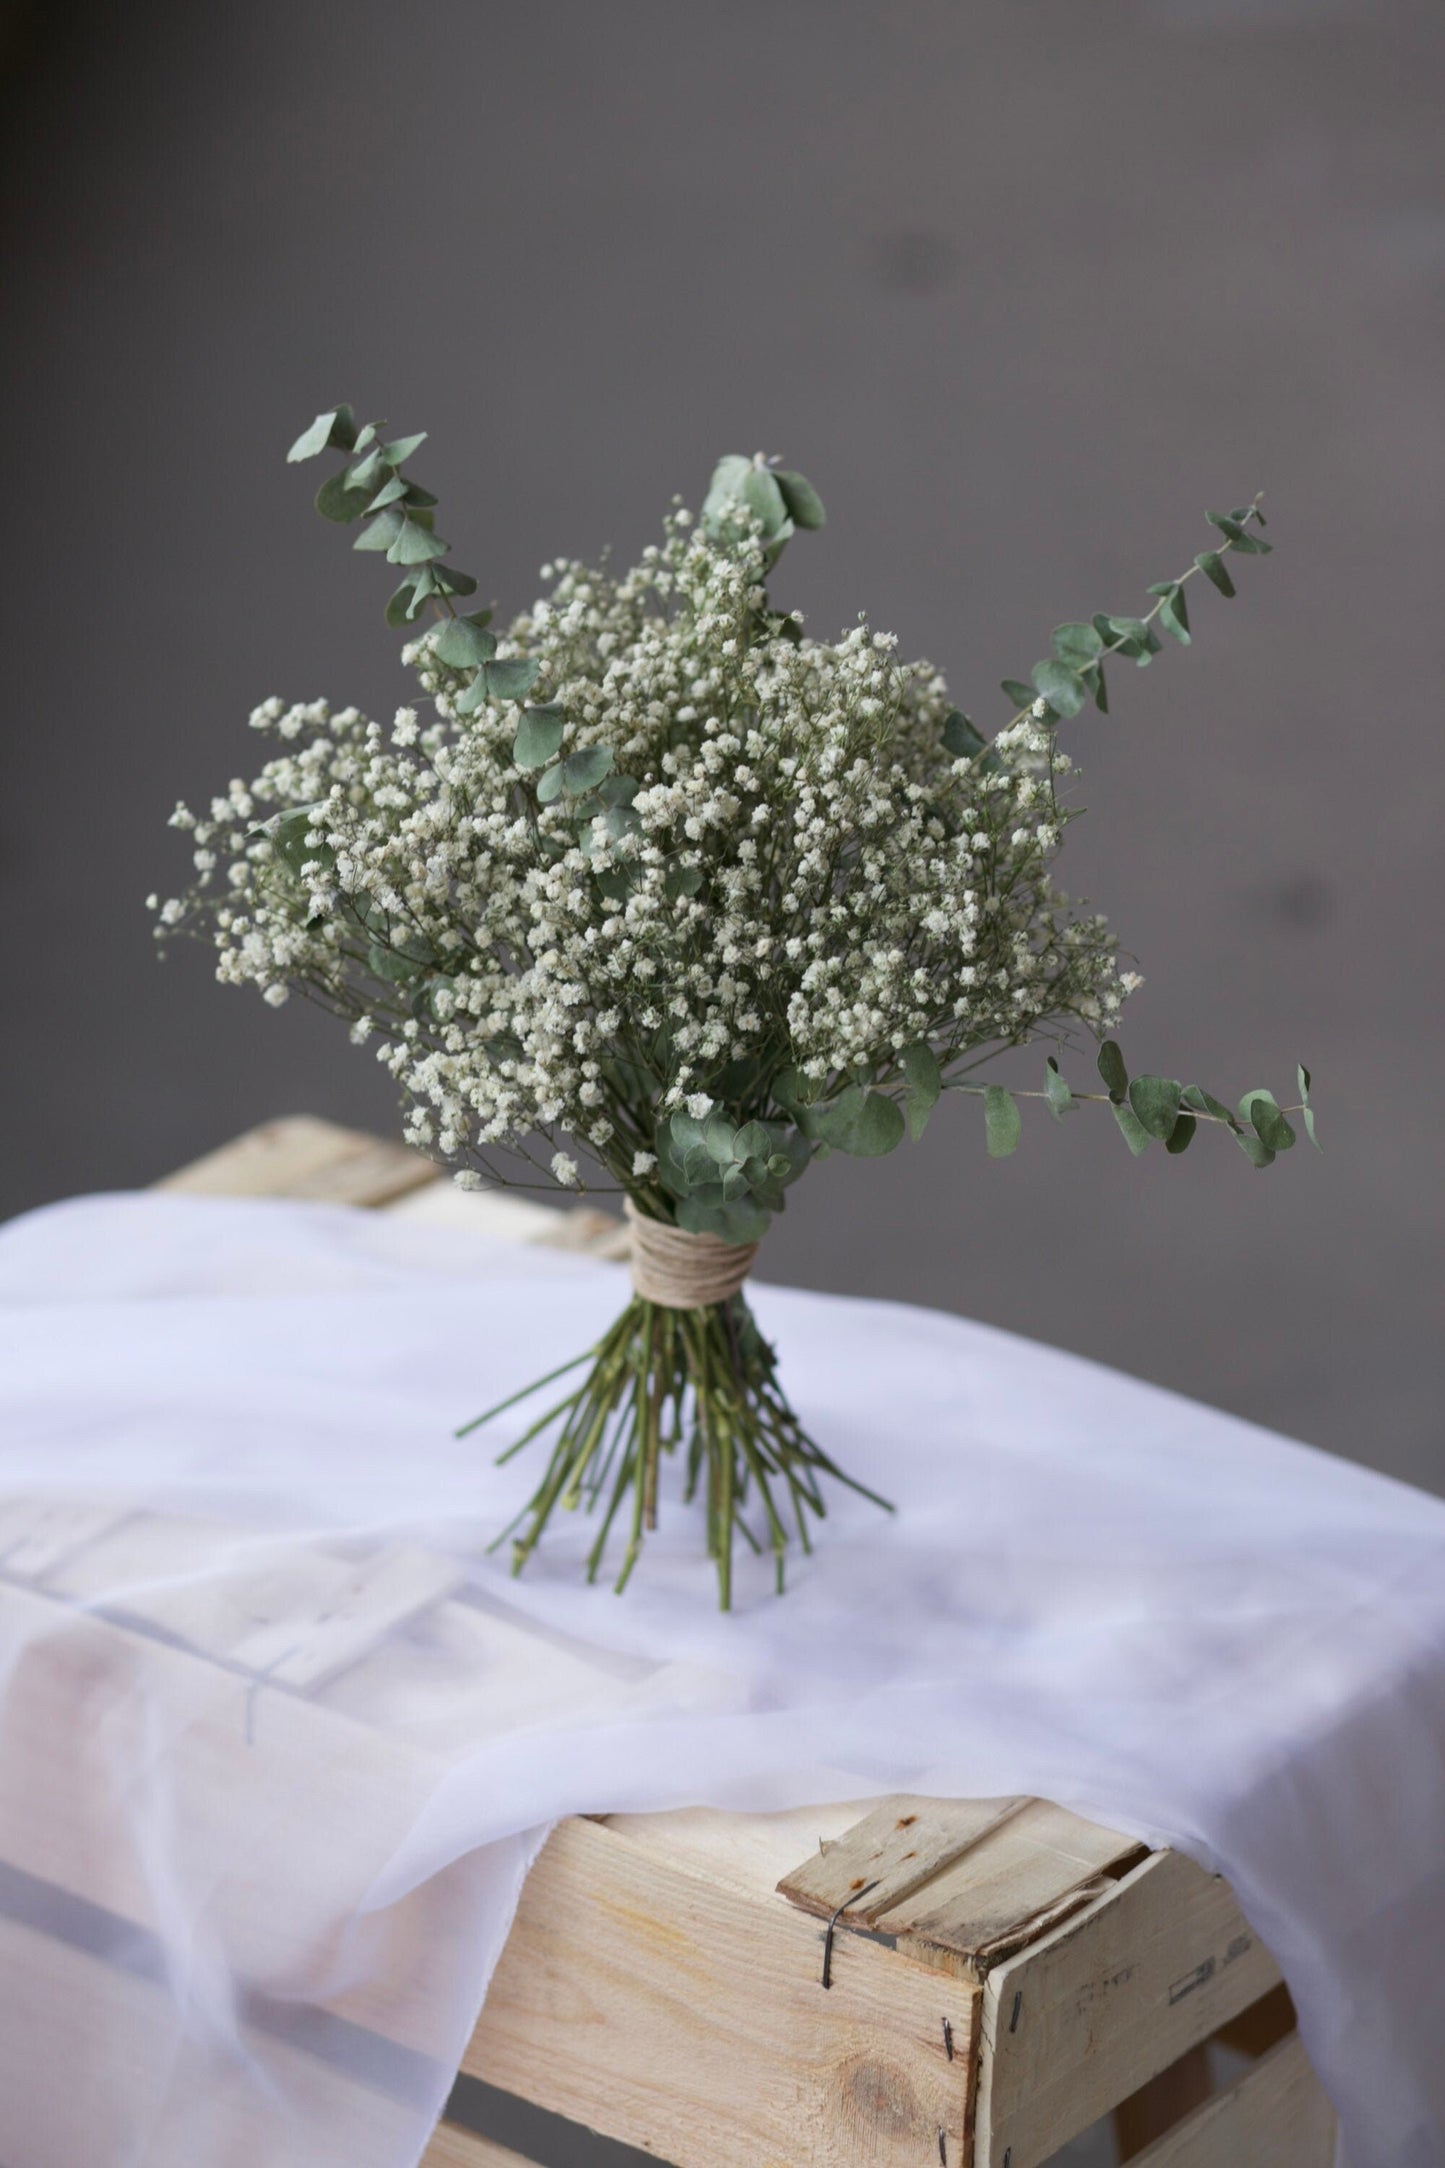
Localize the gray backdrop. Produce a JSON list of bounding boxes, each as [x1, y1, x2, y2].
[[2, 1, 1439, 1501], [2, 4, 1442, 2161]]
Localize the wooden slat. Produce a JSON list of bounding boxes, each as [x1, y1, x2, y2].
[[422, 2123, 542, 2168], [156, 1113, 436, 1206], [973, 1849, 1285, 2168], [1128, 2033, 1335, 2166], [467, 1810, 979, 2168], [777, 1796, 1143, 1978], [777, 1794, 1029, 1928]]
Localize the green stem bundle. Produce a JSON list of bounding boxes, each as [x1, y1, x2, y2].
[[460, 1294, 891, 1609]]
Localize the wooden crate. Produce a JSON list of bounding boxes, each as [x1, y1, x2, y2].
[[1, 1117, 1337, 2167]]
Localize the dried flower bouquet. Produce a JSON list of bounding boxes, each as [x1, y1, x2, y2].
[[154, 407, 1317, 1605]]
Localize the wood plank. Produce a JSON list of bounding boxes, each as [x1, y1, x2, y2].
[[156, 1113, 436, 1206], [422, 2124, 542, 2168], [777, 1795, 1029, 1927], [973, 1849, 1284, 2168], [1128, 2033, 1335, 2166], [467, 1810, 980, 2168], [777, 1796, 1142, 1978]]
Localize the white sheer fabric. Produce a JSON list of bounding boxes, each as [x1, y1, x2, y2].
[[0, 1190, 1441, 2167]]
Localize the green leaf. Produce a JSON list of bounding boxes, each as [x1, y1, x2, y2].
[[1165, 1113, 1197, 1155], [1240, 1090, 1296, 1152], [350, 423, 377, 453], [535, 763, 566, 804], [984, 1085, 1021, 1158], [1296, 1063, 1321, 1150], [718, 1198, 772, 1243], [1237, 1133, 1276, 1169], [1096, 1039, 1129, 1103], [513, 704, 566, 769], [482, 657, 541, 702], [1128, 1074, 1183, 1142], [900, 1042, 941, 1140], [387, 518, 449, 566], [665, 859, 703, 900], [943, 709, 986, 759], [363, 475, 409, 513], [345, 449, 385, 494], [1147, 583, 1191, 644], [560, 745, 613, 795], [851, 1091, 906, 1157], [1112, 1102, 1151, 1156], [812, 1085, 870, 1151], [740, 466, 789, 535], [1182, 1083, 1238, 1129], [1195, 551, 1236, 599], [774, 468, 826, 529], [382, 432, 427, 466], [287, 405, 355, 462], [433, 618, 498, 669], [315, 472, 374, 523], [354, 508, 404, 552], [702, 1111, 738, 1164], [1051, 621, 1105, 665], [1000, 679, 1037, 710], [403, 482, 439, 509], [385, 580, 425, 627], [432, 566, 477, 596], [1043, 1056, 1072, 1122], [1031, 660, 1087, 718], [734, 1120, 773, 1163]]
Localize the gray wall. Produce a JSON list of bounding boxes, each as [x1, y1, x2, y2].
[[3, 0, 1441, 1518]]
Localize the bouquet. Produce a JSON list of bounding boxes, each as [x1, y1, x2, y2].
[[153, 406, 1318, 1606]]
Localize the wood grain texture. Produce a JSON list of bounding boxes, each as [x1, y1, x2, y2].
[[421, 2123, 542, 2168], [467, 1810, 980, 2168], [974, 1849, 1285, 2168], [1128, 2033, 1335, 2167], [155, 1112, 437, 1205]]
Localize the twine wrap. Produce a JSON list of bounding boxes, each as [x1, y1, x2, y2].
[[625, 1199, 758, 1311]]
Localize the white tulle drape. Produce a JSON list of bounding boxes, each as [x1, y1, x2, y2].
[[1, 1191, 1442, 2166]]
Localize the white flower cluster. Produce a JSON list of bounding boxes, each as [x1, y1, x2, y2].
[[155, 505, 1130, 1195]]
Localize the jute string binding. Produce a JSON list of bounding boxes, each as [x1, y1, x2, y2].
[[625, 1199, 758, 1311]]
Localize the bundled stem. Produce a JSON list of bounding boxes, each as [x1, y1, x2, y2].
[[459, 1293, 890, 1608]]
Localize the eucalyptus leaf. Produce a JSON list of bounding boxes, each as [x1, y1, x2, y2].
[[774, 468, 826, 529], [1096, 1039, 1129, 1103], [1031, 660, 1087, 718], [354, 508, 404, 553], [1182, 1083, 1237, 1128], [1165, 1113, 1197, 1154], [382, 432, 427, 466], [385, 581, 425, 627], [1240, 1090, 1296, 1151], [1128, 1074, 1183, 1142], [288, 406, 355, 462], [1237, 1133, 1276, 1169], [850, 1091, 906, 1157], [900, 1041, 942, 1140], [942, 709, 986, 759], [1051, 621, 1105, 665], [363, 475, 409, 513], [1112, 1102, 1151, 1156], [1000, 679, 1037, 710], [387, 518, 449, 566], [513, 705, 566, 769], [1195, 551, 1236, 599], [484, 657, 542, 702], [315, 473, 374, 523], [984, 1085, 1021, 1158], [665, 859, 703, 900], [1043, 1056, 1072, 1122], [433, 617, 498, 669], [560, 745, 613, 794], [535, 763, 566, 804]]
